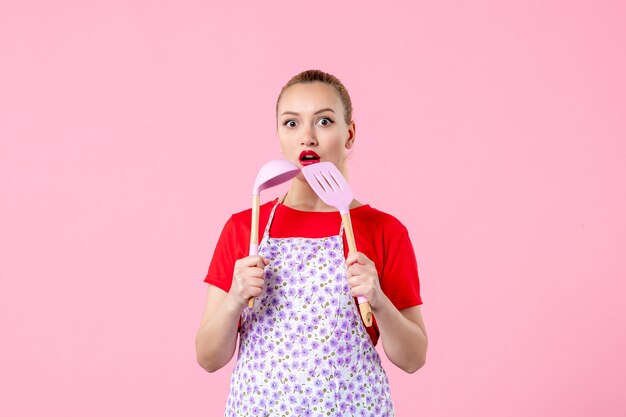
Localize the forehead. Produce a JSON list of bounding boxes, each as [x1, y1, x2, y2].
[[278, 82, 343, 114]]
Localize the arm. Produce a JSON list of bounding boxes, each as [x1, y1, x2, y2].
[[346, 252, 428, 373], [372, 299, 428, 373], [195, 256, 269, 372], [195, 285, 242, 373]]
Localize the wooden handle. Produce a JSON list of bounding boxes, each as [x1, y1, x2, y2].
[[359, 302, 373, 328], [248, 194, 260, 309], [341, 212, 357, 253], [249, 195, 260, 249], [341, 212, 373, 328]]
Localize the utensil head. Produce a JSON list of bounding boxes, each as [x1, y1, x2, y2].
[[253, 159, 301, 194], [301, 161, 353, 214]]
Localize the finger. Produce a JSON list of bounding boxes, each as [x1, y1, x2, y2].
[[256, 257, 270, 268], [234, 266, 260, 278], [244, 276, 265, 288], [234, 269, 265, 283], [350, 274, 372, 286], [347, 276, 360, 288], [236, 271, 260, 282], [248, 268, 266, 279], [345, 252, 360, 266], [350, 285, 369, 298], [348, 264, 365, 277], [239, 255, 268, 268], [358, 252, 374, 265], [250, 286, 264, 297], [346, 252, 371, 267], [244, 285, 264, 299]]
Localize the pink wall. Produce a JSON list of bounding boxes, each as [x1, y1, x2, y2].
[[2, 1, 625, 416]]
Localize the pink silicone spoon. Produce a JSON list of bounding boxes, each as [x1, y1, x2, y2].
[[248, 159, 300, 308]]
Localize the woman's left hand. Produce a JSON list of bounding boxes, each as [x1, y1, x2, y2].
[[346, 252, 384, 309]]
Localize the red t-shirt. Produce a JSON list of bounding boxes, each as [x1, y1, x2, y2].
[[204, 198, 423, 346]]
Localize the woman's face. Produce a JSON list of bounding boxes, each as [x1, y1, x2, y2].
[[276, 82, 355, 174]]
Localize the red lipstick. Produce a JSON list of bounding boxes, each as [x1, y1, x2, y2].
[[299, 150, 320, 166]]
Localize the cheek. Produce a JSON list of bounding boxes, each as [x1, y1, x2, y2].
[[318, 128, 343, 145], [278, 137, 299, 157], [280, 142, 292, 157], [327, 127, 349, 144], [277, 130, 294, 144]]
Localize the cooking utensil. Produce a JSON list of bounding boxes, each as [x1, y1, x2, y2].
[[248, 159, 300, 308], [301, 161, 373, 327]]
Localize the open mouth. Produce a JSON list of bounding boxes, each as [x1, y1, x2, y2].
[[299, 150, 320, 166]]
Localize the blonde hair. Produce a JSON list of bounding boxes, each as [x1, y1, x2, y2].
[[276, 69, 353, 125]]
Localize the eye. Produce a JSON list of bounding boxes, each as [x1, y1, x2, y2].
[[317, 117, 334, 126], [283, 120, 297, 128]]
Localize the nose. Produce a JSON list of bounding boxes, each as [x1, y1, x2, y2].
[[300, 125, 317, 146]]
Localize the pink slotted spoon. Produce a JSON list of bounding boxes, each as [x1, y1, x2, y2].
[[301, 161, 373, 327]]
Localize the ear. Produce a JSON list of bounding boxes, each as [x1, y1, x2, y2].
[[345, 121, 356, 149]]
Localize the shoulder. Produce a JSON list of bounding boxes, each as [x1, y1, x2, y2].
[[354, 204, 408, 233]]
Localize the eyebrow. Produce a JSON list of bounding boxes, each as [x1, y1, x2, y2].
[[280, 108, 336, 116]]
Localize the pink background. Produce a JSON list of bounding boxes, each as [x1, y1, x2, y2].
[[1, 1, 625, 416]]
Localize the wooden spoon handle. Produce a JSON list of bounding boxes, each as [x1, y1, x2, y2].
[[341, 212, 373, 328], [248, 194, 260, 308]]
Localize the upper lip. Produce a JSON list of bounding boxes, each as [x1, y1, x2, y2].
[[299, 150, 320, 160]]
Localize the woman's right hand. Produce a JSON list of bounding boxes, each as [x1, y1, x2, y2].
[[227, 255, 269, 309]]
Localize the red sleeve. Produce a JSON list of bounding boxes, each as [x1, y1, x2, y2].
[[203, 215, 245, 331], [381, 222, 423, 310], [203, 215, 240, 291]]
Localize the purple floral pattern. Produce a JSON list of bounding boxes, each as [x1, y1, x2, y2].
[[224, 197, 394, 416]]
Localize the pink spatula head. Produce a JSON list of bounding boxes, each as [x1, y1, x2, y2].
[[301, 162, 353, 214], [301, 161, 373, 327]]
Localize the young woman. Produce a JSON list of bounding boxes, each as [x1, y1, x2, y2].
[[196, 69, 428, 416]]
